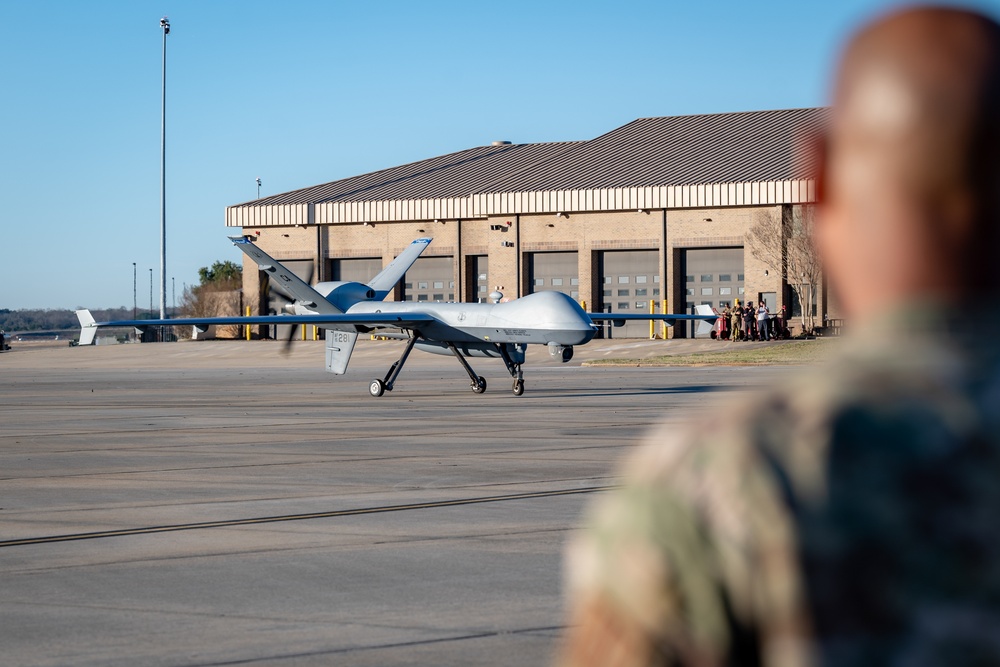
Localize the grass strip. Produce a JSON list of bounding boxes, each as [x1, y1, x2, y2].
[[584, 340, 833, 367]]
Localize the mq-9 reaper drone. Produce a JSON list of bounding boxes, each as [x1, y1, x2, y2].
[[77, 236, 716, 396]]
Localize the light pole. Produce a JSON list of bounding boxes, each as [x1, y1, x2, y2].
[[149, 268, 153, 317], [159, 16, 170, 320], [172, 276, 176, 314], [256, 177, 261, 199], [132, 262, 137, 320]]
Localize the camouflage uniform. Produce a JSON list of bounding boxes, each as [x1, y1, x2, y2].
[[560, 304, 1000, 666], [731, 309, 742, 342]]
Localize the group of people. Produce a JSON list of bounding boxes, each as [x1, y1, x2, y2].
[[717, 300, 790, 341]]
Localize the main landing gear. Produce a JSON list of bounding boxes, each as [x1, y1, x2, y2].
[[368, 337, 527, 397], [449, 342, 525, 397], [369, 334, 418, 397]]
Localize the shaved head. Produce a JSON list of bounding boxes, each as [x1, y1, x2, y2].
[[817, 7, 1000, 320]]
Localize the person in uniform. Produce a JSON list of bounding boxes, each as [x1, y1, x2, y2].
[[730, 302, 742, 341], [558, 7, 1000, 666]]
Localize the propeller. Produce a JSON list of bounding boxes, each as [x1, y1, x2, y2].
[[281, 264, 315, 355]]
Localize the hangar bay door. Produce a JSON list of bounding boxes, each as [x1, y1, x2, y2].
[[403, 256, 454, 302], [466, 255, 489, 302], [331, 257, 383, 284], [599, 250, 660, 338], [681, 247, 744, 338], [527, 252, 579, 299]]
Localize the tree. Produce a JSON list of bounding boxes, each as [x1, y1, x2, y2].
[[179, 260, 243, 338], [746, 206, 822, 334], [197, 260, 242, 286]]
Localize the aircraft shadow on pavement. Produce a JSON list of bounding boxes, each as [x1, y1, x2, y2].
[[519, 384, 737, 399]]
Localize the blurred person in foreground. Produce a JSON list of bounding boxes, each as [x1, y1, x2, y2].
[[557, 6, 1000, 666]]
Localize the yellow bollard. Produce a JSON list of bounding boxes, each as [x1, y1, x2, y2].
[[313, 325, 319, 341], [649, 300, 655, 339], [245, 306, 251, 341], [581, 299, 587, 312], [302, 325, 307, 341], [661, 299, 668, 339]]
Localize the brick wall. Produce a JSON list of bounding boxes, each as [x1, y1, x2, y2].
[[239, 203, 812, 337]]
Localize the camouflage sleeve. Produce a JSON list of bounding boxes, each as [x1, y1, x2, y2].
[[557, 413, 814, 667]]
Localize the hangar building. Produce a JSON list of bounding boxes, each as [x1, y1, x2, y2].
[[225, 108, 828, 338]]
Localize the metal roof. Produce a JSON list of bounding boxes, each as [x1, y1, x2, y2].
[[226, 108, 826, 226], [233, 142, 581, 207], [479, 108, 827, 193]]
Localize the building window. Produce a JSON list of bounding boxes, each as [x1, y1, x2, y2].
[[552, 278, 564, 286], [686, 288, 694, 296], [635, 302, 646, 310], [685, 275, 694, 282], [535, 278, 544, 287], [701, 274, 713, 282], [636, 275, 647, 284], [433, 281, 444, 289], [738, 273, 745, 281], [418, 282, 428, 289], [618, 303, 630, 310], [433, 294, 444, 301], [701, 287, 713, 296], [719, 287, 732, 295], [603, 290, 612, 297], [417, 294, 428, 301], [635, 288, 647, 296], [618, 289, 629, 297], [719, 274, 731, 282], [619, 276, 630, 284], [571, 278, 579, 285]]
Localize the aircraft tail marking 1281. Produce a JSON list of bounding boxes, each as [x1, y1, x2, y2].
[[76, 236, 716, 397]]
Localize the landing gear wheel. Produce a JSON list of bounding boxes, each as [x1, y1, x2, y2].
[[369, 379, 386, 397], [472, 376, 487, 394], [512, 379, 524, 396]]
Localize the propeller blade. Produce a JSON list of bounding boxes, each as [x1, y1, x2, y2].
[[282, 323, 299, 355], [281, 263, 314, 355]]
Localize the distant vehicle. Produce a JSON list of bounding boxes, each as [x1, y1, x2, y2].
[[77, 236, 716, 396]]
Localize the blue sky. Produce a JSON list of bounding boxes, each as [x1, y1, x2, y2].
[[3, 0, 999, 310]]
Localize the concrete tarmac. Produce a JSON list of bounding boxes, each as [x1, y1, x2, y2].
[[0, 338, 799, 666]]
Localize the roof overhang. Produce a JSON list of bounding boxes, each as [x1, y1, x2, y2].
[[475, 179, 817, 216], [225, 178, 817, 227]]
